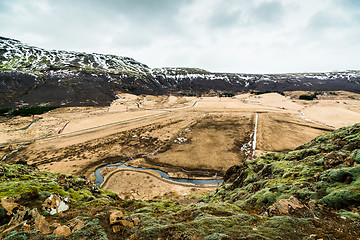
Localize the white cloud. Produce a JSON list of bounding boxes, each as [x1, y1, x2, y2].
[[0, 0, 359, 73]]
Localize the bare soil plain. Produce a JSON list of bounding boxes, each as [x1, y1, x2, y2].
[[1, 91, 360, 199]]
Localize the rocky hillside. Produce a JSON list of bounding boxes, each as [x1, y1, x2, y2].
[[0, 36, 157, 108], [1, 36, 360, 108], [1, 123, 359, 239]]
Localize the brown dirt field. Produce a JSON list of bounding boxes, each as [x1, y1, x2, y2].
[[1, 91, 359, 199], [255, 112, 333, 154], [148, 112, 254, 174], [100, 167, 216, 200], [301, 102, 360, 128], [11, 113, 201, 178]]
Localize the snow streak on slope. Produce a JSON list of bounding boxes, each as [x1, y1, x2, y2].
[[1, 36, 360, 108], [0, 37, 150, 74]]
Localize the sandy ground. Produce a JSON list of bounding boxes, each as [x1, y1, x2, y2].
[[100, 167, 216, 200], [302, 101, 360, 128], [255, 112, 332, 156], [149, 112, 254, 174], [1, 91, 359, 199]]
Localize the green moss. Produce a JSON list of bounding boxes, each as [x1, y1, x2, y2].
[[4, 231, 41, 240], [1, 123, 360, 239], [284, 148, 320, 161], [321, 165, 360, 183], [260, 216, 314, 239], [204, 233, 230, 240], [352, 149, 360, 164], [70, 218, 108, 240], [337, 210, 360, 221], [0, 163, 113, 210], [319, 177, 360, 208], [241, 188, 276, 208]]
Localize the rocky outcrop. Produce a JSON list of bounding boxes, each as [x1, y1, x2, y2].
[[109, 210, 140, 233], [69, 218, 85, 233], [32, 208, 51, 234], [1, 196, 25, 215], [53, 225, 71, 236], [0, 207, 51, 237], [0, 193, 85, 237], [264, 196, 307, 217], [223, 164, 247, 185]]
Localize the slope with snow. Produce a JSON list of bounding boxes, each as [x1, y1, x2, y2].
[[1, 36, 359, 107]]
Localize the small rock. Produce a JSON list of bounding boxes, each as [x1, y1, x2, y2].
[[51, 223, 61, 228], [57, 174, 67, 185], [132, 217, 140, 226], [32, 208, 51, 234], [53, 225, 71, 236], [109, 210, 136, 232], [112, 225, 122, 233], [1, 197, 25, 215], [120, 219, 134, 228], [43, 194, 69, 215], [69, 219, 85, 233], [307, 234, 317, 239], [111, 220, 134, 233], [266, 196, 306, 217], [109, 210, 125, 225]]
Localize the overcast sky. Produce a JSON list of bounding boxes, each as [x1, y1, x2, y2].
[[1, 0, 360, 73]]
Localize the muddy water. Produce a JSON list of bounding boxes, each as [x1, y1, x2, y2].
[[94, 162, 224, 187]]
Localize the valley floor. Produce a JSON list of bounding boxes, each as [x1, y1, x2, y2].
[[1, 91, 360, 199]]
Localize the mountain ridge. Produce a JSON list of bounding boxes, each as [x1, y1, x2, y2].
[[1, 36, 360, 108]]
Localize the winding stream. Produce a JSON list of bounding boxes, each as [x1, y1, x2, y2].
[[94, 108, 223, 187], [94, 162, 224, 187]]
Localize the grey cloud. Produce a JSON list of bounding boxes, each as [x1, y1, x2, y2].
[[306, 10, 350, 35], [0, 1, 10, 14], [337, 0, 360, 24], [209, 8, 241, 28], [0, 0, 193, 52], [1, 0, 360, 73], [251, 1, 284, 24], [205, 0, 285, 32], [62, 0, 193, 26], [340, 0, 360, 8], [207, 1, 242, 28]]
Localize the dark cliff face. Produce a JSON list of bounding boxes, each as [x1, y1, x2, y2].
[[0, 71, 40, 106], [1, 36, 360, 108]]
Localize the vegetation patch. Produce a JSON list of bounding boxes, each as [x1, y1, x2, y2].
[[299, 93, 318, 100], [251, 90, 285, 96], [11, 106, 59, 116], [0, 108, 11, 116], [1, 124, 360, 239]]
